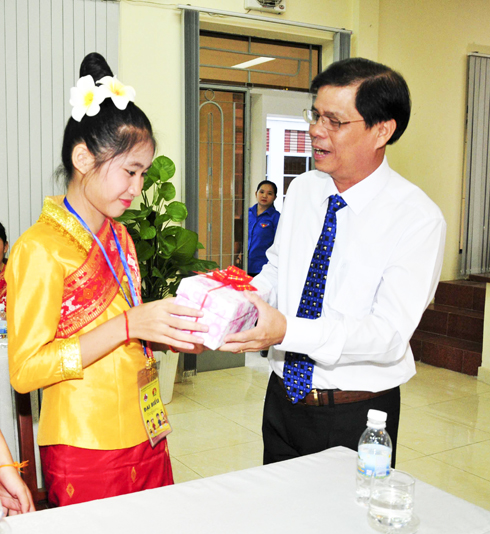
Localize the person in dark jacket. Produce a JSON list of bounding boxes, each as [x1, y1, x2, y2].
[[248, 180, 280, 277]]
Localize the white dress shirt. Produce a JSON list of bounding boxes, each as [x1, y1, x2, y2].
[[254, 157, 446, 392]]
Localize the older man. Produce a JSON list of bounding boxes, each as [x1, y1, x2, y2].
[[221, 58, 446, 465]]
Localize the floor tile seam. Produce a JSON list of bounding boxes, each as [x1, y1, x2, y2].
[[416, 405, 490, 435], [168, 416, 263, 439], [183, 403, 260, 411], [169, 457, 203, 479], [227, 374, 258, 386], [397, 444, 424, 457], [426, 452, 490, 484], [405, 437, 490, 456], [189, 377, 255, 387], [170, 408, 261, 437], [170, 437, 263, 460], [402, 391, 478, 405], [169, 395, 212, 411], [223, 368, 269, 377], [396, 436, 487, 456], [208, 405, 264, 437], [180, 380, 267, 395], [173, 388, 266, 405], [212, 401, 266, 414]]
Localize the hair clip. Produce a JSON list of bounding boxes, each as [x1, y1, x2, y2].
[[69, 75, 136, 122], [69, 75, 106, 122], [97, 76, 136, 110]]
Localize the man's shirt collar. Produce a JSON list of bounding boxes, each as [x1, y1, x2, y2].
[[318, 156, 390, 215]]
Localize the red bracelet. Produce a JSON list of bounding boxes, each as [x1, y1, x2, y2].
[[123, 310, 130, 345], [168, 346, 179, 353]]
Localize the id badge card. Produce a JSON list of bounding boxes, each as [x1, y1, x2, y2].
[[138, 363, 172, 448]]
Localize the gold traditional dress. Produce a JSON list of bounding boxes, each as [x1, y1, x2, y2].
[[6, 196, 173, 506]]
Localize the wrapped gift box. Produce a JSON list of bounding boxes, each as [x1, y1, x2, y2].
[[174, 268, 271, 350]]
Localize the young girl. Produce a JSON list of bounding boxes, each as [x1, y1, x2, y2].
[[0, 223, 8, 308], [6, 53, 207, 507], [247, 180, 280, 277]]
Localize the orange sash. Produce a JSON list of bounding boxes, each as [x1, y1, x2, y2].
[[56, 219, 141, 338]]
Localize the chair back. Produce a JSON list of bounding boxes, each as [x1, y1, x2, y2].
[[15, 391, 48, 507]]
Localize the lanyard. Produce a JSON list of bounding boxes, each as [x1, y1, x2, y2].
[[63, 197, 149, 357], [63, 198, 138, 308]]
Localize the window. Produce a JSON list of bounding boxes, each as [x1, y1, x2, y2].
[[200, 31, 321, 91], [266, 118, 313, 211]]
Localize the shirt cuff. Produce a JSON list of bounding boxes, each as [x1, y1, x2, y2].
[[59, 337, 83, 380], [275, 314, 346, 365]]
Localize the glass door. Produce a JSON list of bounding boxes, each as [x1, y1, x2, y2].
[[199, 88, 246, 270]]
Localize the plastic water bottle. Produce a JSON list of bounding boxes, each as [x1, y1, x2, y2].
[[0, 305, 7, 349], [356, 409, 392, 506], [0, 510, 12, 533]]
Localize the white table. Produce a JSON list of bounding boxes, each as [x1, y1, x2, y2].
[[6, 446, 490, 533]]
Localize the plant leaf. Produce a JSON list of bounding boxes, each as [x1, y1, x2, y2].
[[138, 205, 153, 219], [135, 240, 155, 262], [115, 209, 139, 222], [146, 155, 175, 184], [156, 182, 176, 203], [158, 233, 177, 258], [140, 220, 157, 240], [115, 152, 215, 300], [166, 201, 188, 222], [151, 266, 164, 279], [155, 213, 171, 227], [172, 229, 199, 262], [179, 258, 219, 274], [143, 173, 155, 191]]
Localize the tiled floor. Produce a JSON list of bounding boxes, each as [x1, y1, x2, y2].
[[166, 355, 490, 511]]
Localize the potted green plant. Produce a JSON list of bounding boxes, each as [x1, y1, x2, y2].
[[117, 154, 217, 301], [117, 154, 217, 402]]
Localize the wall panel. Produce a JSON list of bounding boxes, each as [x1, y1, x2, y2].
[[0, 0, 119, 246], [461, 54, 490, 275]]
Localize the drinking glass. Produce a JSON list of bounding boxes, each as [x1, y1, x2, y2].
[[367, 469, 419, 533]]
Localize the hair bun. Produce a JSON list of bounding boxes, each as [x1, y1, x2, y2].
[[79, 52, 113, 81]]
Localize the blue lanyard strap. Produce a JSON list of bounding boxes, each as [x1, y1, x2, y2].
[[63, 198, 136, 308], [63, 197, 151, 359], [110, 224, 140, 307]]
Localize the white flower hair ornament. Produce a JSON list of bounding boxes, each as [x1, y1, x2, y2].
[[97, 76, 136, 110], [69, 75, 106, 122], [69, 75, 136, 122]]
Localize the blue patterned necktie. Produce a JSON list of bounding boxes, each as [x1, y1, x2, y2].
[[283, 194, 347, 404]]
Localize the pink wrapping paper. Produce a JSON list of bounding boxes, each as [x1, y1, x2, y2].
[[175, 273, 271, 350]]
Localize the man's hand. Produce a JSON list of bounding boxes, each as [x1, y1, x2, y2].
[[219, 291, 286, 353]]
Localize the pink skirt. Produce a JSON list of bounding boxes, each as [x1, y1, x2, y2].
[[40, 438, 173, 507]]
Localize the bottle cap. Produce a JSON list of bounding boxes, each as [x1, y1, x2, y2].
[[367, 409, 387, 429]]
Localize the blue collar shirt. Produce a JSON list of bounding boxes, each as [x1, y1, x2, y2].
[[248, 203, 280, 275]]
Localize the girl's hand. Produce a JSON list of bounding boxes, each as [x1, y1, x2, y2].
[[0, 466, 35, 515], [128, 298, 208, 353]]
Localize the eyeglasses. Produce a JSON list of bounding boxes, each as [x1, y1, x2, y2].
[[303, 109, 365, 132]]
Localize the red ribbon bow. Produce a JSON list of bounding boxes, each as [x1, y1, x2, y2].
[[192, 266, 257, 316], [203, 266, 258, 292]]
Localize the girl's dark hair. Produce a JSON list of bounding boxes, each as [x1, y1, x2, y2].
[[256, 180, 278, 197], [0, 222, 7, 244], [58, 52, 156, 187]]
